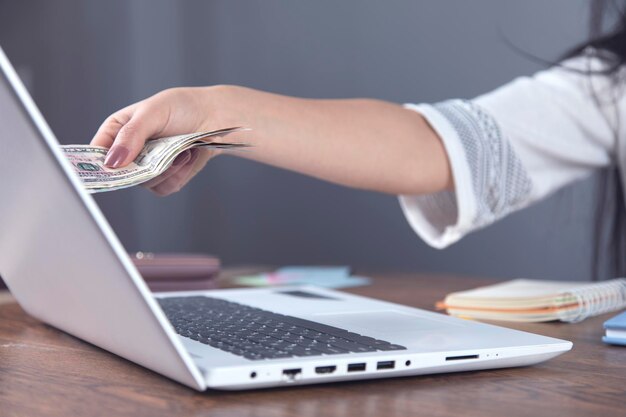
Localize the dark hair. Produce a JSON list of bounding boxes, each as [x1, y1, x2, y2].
[[570, 1, 626, 279], [571, 1, 626, 72]]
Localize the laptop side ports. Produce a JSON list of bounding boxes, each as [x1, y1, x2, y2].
[[376, 360, 395, 370], [347, 363, 367, 372], [445, 354, 479, 361], [315, 365, 337, 374], [282, 368, 302, 382]]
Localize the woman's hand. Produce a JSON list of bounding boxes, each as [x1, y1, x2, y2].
[[91, 86, 243, 196], [92, 85, 451, 197]]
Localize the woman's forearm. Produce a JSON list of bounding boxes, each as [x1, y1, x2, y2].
[[213, 86, 452, 195], [93, 85, 452, 196]]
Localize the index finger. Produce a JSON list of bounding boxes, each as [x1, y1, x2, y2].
[[96, 103, 169, 169], [90, 104, 137, 149]]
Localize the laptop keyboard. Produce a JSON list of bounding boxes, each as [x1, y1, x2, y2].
[[158, 296, 407, 360]]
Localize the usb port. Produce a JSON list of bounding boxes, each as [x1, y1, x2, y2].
[[376, 360, 395, 370], [315, 365, 337, 374], [445, 354, 479, 361], [347, 363, 367, 372]]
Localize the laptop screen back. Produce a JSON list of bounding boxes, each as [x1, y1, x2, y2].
[[0, 47, 204, 389]]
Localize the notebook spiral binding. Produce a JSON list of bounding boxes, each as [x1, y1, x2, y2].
[[559, 278, 626, 323]]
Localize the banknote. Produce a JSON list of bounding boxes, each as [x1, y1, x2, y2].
[[62, 127, 249, 193]]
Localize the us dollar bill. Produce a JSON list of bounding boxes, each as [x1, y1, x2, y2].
[[62, 127, 249, 193]]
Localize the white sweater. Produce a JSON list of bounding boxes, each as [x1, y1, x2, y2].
[[400, 53, 625, 248]]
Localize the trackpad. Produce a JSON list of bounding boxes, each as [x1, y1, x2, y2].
[[314, 310, 455, 335]]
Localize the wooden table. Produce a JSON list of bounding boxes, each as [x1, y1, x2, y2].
[[1, 273, 624, 417]]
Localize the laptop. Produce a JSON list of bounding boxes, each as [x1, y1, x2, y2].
[[0, 46, 572, 391]]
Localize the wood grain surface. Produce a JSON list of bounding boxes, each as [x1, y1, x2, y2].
[[0, 273, 624, 417]]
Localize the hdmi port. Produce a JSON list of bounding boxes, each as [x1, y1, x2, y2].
[[315, 365, 337, 374]]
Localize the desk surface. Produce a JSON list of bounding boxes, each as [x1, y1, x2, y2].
[[1, 273, 624, 417]]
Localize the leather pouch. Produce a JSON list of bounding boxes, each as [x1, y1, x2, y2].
[[131, 252, 220, 292]]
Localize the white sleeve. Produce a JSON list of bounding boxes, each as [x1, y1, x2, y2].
[[400, 55, 619, 249]]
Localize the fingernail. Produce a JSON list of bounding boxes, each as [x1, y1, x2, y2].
[[104, 145, 130, 168], [173, 150, 191, 167]]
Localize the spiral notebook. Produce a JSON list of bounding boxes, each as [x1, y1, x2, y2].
[[437, 278, 626, 323]]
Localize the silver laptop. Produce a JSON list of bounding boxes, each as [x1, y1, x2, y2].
[[0, 46, 572, 391]]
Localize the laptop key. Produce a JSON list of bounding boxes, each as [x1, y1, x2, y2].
[[329, 340, 372, 351], [320, 346, 350, 355]]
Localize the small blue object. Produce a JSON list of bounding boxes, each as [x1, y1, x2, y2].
[[233, 266, 372, 289], [602, 310, 626, 346], [276, 266, 351, 279]]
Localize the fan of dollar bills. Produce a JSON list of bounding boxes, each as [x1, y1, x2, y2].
[[62, 127, 249, 193]]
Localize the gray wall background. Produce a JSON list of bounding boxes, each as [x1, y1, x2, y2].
[[0, 1, 597, 280]]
